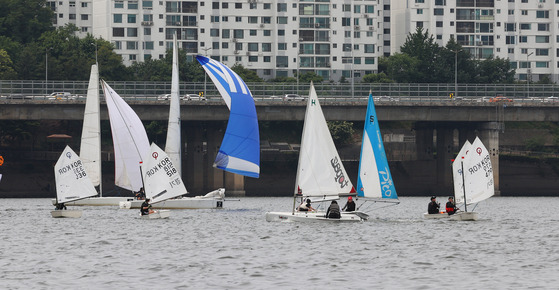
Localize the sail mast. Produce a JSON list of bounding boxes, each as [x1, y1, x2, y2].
[[461, 158, 468, 212]]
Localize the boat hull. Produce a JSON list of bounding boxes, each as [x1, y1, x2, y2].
[[423, 212, 450, 219], [449, 211, 479, 221], [265, 211, 365, 222], [51, 210, 83, 218], [140, 210, 170, 219], [52, 197, 134, 206], [124, 197, 223, 210]]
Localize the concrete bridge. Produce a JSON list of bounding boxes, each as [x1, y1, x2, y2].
[[2, 98, 558, 195]]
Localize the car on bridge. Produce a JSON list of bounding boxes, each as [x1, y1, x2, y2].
[[489, 96, 513, 103], [48, 92, 76, 100], [283, 94, 305, 101]]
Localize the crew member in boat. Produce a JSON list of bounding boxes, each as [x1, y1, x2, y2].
[[54, 203, 67, 210], [135, 187, 146, 200], [297, 198, 315, 212], [342, 196, 356, 212], [140, 198, 154, 215], [427, 196, 440, 214], [326, 200, 341, 219], [445, 197, 459, 215]]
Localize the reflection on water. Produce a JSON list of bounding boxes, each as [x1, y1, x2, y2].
[[1, 197, 558, 289]]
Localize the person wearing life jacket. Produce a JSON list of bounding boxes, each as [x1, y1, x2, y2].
[[427, 196, 440, 214], [297, 198, 315, 212], [446, 196, 459, 215], [326, 200, 341, 219], [140, 198, 154, 216], [342, 196, 356, 212]]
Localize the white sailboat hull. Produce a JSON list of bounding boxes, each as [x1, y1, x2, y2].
[[423, 212, 450, 219], [51, 210, 83, 218], [265, 211, 366, 222], [140, 210, 171, 219], [449, 211, 479, 221], [126, 197, 223, 209], [52, 197, 134, 206]]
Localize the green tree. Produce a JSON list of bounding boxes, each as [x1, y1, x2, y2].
[[328, 121, 354, 146], [474, 56, 515, 84], [0, 49, 17, 79], [400, 27, 443, 82], [0, 0, 54, 44], [362, 72, 393, 83], [299, 72, 323, 83], [382, 53, 420, 83]]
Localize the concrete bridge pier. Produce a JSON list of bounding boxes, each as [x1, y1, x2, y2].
[[436, 126, 455, 194], [185, 122, 205, 194], [478, 122, 501, 196]]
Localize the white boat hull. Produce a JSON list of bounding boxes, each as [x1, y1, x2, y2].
[[423, 212, 449, 219], [51, 197, 134, 206], [51, 210, 83, 218], [449, 211, 479, 221], [125, 197, 223, 209], [265, 211, 365, 222], [140, 210, 170, 219]]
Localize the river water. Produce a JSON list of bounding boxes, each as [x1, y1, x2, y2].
[[1, 196, 558, 289]]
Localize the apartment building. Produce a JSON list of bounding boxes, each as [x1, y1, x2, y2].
[[393, 0, 559, 83], [48, 0, 381, 82]]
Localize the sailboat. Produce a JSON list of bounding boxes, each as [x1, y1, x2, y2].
[[265, 83, 364, 222], [138, 143, 188, 219], [424, 140, 472, 219], [51, 146, 98, 218], [51, 64, 133, 206], [450, 136, 494, 221], [195, 55, 260, 178], [355, 93, 400, 209]]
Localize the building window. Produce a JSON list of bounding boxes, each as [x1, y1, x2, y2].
[[278, 43, 287, 50], [144, 28, 151, 35], [129, 54, 137, 61], [234, 29, 244, 39], [144, 41, 154, 50], [222, 42, 228, 49], [262, 43, 271, 52], [143, 1, 152, 9], [69, 14, 76, 19], [128, 1, 138, 9], [114, 14, 122, 23], [249, 17, 258, 24], [277, 3, 287, 12], [113, 28, 125, 37], [128, 14, 137, 23], [278, 30, 285, 36], [127, 41, 138, 50], [264, 30, 271, 36], [248, 43, 258, 51], [250, 30, 257, 36], [236, 17, 242, 22], [434, 8, 443, 15], [127, 28, 138, 37], [115, 1, 123, 8], [436, 21, 443, 27], [248, 56, 258, 62], [536, 36, 550, 43], [81, 14, 88, 20], [235, 3, 242, 9]]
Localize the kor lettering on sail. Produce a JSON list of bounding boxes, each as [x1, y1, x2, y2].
[[331, 156, 349, 189], [58, 160, 88, 180], [468, 154, 493, 177], [145, 157, 178, 178]]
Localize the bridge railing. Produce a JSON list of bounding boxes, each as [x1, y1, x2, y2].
[[2, 80, 559, 100]]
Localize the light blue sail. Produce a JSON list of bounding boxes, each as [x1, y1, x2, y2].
[[356, 94, 398, 200], [196, 55, 260, 178]]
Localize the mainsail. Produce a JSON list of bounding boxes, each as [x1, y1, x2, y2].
[[295, 83, 355, 197], [165, 33, 182, 175], [79, 64, 101, 190], [102, 80, 150, 191], [141, 143, 187, 204], [54, 146, 98, 204], [457, 137, 495, 205], [452, 140, 472, 200], [356, 94, 398, 200], [195, 55, 260, 178]]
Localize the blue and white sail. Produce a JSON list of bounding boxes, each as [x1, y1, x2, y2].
[[195, 55, 260, 178], [356, 93, 398, 201]]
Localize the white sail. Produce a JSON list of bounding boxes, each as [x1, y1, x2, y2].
[[295, 83, 354, 197], [54, 146, 98, 203], [79, 64, 101, 189], [463, 137, 495, 204], [165, 33, 182, 176], [458, 137, 495, 205], [452, 140, 472, 201], [141, 143, 187, 204], [102, 80, 150, 191]]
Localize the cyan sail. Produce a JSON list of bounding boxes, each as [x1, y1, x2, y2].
[[356, 94, 398, 200], [196, 55, 260, 178]]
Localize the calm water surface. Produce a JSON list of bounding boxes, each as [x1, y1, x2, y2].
[[1, 196, 558, 289]]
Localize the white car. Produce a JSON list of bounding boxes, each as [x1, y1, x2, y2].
[[543, 96, 559, 103], [48, 92, 75, 100], [184, 94, 206, 101], [283, 94, 305, 101]]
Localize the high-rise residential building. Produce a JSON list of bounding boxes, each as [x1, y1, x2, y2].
[[393, 0, 559, 83], [48, 0, 381, 82]]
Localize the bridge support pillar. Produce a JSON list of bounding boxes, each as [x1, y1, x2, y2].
[[414, 122, 434, 160], [436, 126, 454, 194], [185, 123, 205, 195], [479, 122, 501, 196]]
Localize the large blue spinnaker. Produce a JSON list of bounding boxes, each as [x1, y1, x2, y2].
[[196, 55, 260, 178], [356, 94, 398, 200]]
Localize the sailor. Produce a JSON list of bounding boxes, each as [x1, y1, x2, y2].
[[326, 200, 341, 219], [140, 198, 153, 215], [297, 198, 315, 212], [427, 196, 440, 214], [342, 196, 356, 212], [55, 203, 67, 210], [446, 197, 459, 215], [135, 187, 146, 200]]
